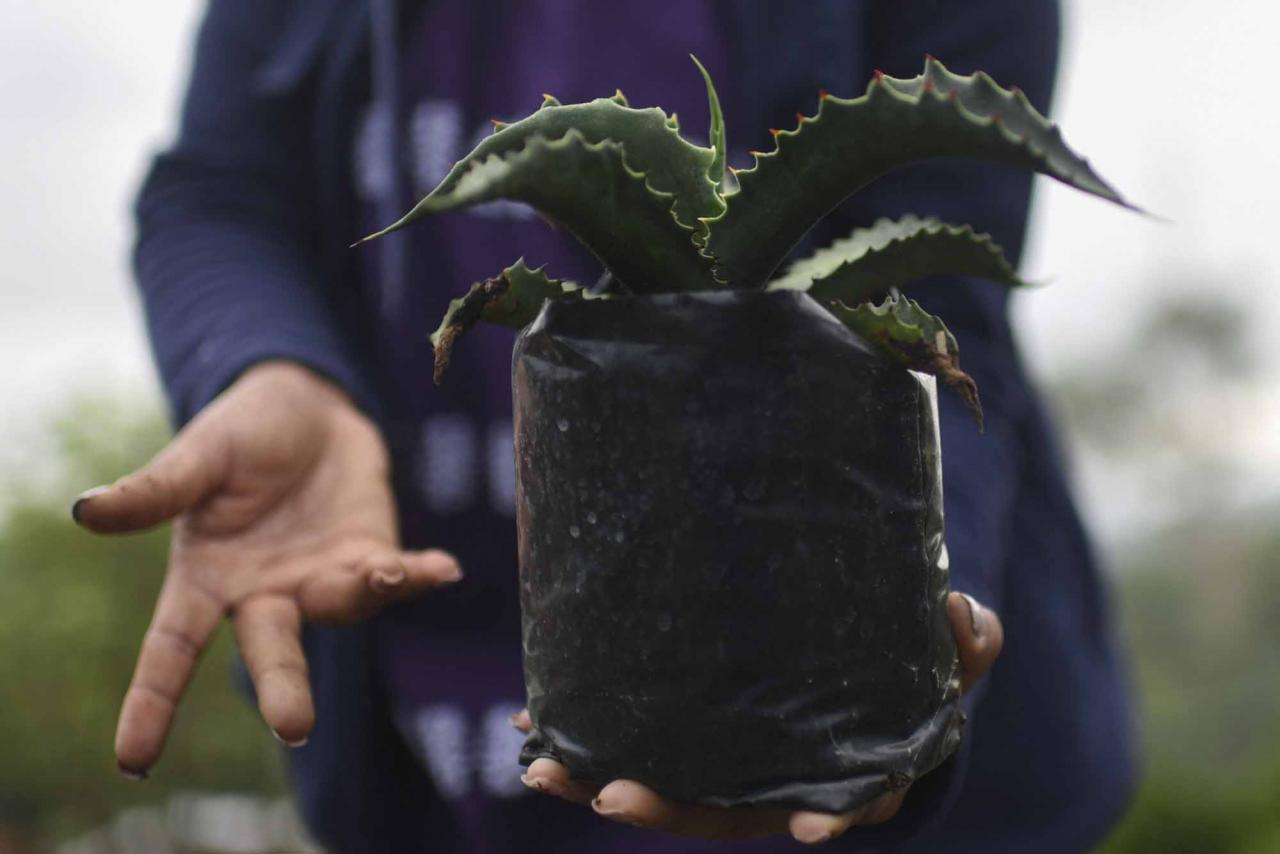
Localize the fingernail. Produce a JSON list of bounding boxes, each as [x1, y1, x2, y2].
[[372, 568, 406, 591], [521, 774, 562, 798], [71, 486, 108, 523], [117, 761, 148, 782], [271, 729, 308, 748], [443, 564, 464, 583], [960, 593, 984, 638], [794, 828, 832, 844], [791, 816, 834, 844], [510, 712, 523, 729], [592, 800, 639, 825]]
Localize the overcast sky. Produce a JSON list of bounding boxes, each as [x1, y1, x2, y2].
[[2, 1, 1276, 548]]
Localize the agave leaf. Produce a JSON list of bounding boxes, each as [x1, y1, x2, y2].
[[691, 54, 727, 190], [829, 294, 983, 428], [769, 215, 1025, 305], [360, 131, 715, 293], [378, 90, 723, 235], [430, 259, 592, 384], [707, 56, 1137, 288]]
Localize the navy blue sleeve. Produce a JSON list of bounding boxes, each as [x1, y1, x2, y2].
[[133, 0, 375, 425]]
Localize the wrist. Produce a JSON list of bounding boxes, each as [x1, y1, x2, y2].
[[238, 359, 358, 408]]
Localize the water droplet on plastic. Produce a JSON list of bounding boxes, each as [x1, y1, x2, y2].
[[613, 530, 625, 544], [586, 511, 598, 525], [557, 418, 570, 432], [569, 524, 581, 538]]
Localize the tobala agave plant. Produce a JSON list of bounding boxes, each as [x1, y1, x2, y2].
[[357, 56, 1135, 423]]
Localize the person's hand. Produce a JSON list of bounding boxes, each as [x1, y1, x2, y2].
[[514, 591, 1003, 845], [72, 361, 462, 778]]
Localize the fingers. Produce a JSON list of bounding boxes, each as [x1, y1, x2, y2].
[[115, 574, 223, 776], [789, 803, 869, 845], [73, 424, 225, 534], [948, 592, 1005, 694], [522, 759, 906, 843], [298, 549, 462, 624], [521, 757, 599, 806], [232, 595, 314, 746], [511, 708, 532, 734], [789, 787, 908, 843], [592, 779, 791, 839]]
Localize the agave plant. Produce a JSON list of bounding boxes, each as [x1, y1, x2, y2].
[[358, 56, 1134, 422]]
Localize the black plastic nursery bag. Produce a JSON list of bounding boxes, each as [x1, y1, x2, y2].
[[513, 290, 961, 813]]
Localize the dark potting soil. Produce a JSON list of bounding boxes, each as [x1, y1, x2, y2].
[[513, 290, 961, 813]]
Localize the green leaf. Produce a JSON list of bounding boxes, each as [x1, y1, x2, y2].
[[691, 54, 727, 190], [707, 56, 1137, 288], [377, 92, 724, 235], [828, 294, 983, 428], [769, 215, 1025, 305], [429, 259, 592, 384], [359, 131, 716, 293]]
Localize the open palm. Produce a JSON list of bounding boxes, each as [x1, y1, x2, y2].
[[73, 362, 461, 776]]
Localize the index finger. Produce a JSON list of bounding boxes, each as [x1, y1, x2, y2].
[[115, 572, 223, 776]]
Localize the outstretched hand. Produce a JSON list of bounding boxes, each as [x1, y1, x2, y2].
[[514, 591, 1003, 845], [73, 361, 462, 777]]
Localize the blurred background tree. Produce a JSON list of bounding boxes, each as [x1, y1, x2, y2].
[[1048, 295, 1280, 853], [0, 399, 294, 852]]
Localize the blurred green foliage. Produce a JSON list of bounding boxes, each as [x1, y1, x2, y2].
[[1097, 518, 1280, 853], [0, 398, 285, 850]]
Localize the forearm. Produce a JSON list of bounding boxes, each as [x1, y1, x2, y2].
[[135, 194, 376, 425]]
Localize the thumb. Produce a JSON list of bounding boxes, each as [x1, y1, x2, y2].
[[72, 422, 226, 534], [947, 592, 1005, 694]]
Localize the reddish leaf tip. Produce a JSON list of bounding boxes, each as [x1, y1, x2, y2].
[[818, 88, 830, 100]]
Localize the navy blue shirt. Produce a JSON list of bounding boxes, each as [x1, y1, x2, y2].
[[132, 1, 1136, 851]]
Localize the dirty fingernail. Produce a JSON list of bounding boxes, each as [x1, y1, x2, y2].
[[71, 486, 109, 523], [521, 774, 561, 797], [272, 729, 308, 748], [117, 761, 148, 782]]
